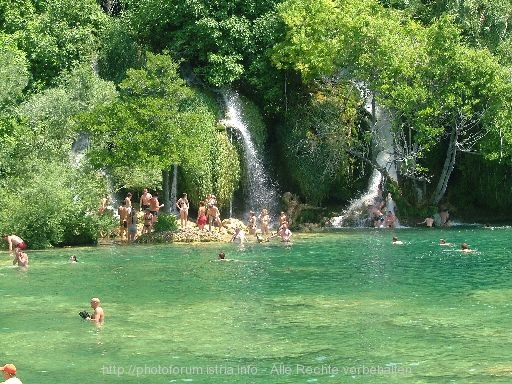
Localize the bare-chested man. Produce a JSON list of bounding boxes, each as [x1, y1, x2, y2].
[[87, 297, 105, 326], [207, 204, 222, 231], [124, 192, 133, 214], [3, 234, 27, 256], [278, 211, 288, 228], [418, 217, 434, 227], [149, 193, 164, 224], [139, 188, 152, 211], [117, 201, 129, 241]]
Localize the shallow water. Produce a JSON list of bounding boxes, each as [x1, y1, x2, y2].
[[2, 227, 512, 383]]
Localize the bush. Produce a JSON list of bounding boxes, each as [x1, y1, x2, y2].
[[153, 213, 178, 232], [0, 161, 114, 248]]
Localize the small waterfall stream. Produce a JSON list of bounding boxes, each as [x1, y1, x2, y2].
[[221, 90, 279, 216], [170, 164, 178, 214], [331, 88, 398, 227]]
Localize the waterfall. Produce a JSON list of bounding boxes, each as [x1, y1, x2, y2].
[[331, 87, 397, 227], [221, 90, 279, 216], [170, 164, 178, 214], [70, 132, 90, 167]]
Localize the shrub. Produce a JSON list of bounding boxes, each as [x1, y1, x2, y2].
[[153, 213, 178, 232]]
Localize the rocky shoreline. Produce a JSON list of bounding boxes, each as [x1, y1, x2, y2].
[[132, 218, 253, 244]]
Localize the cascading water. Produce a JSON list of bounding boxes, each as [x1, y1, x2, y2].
[[170, 163, 178, 214], [70, 132, 90, 168], [331, 87, 398, 227], [221, 90, 279, 216]]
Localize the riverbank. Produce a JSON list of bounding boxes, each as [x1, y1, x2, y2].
[[99, 217, 267, 245]]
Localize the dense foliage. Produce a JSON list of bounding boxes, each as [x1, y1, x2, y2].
[[1, 0, 512, 247]]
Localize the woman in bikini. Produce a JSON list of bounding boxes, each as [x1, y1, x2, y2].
[[176, 193, 189, 228], [142, 209, 153, 234]]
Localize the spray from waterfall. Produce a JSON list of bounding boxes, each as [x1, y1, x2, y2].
[[221, 90, 279, 217]]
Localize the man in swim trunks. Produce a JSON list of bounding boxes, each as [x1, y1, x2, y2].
[[149, 193, 164, 226], [139, 188, 152, 211], [207, 204, 222, 232], [3, 234, 27, 256], [117, 200, 129, 241]]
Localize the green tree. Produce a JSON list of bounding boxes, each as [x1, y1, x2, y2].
[[0, 64, 118, 248], [82, 52, 241, 208], [272, 0, 512, 207], [4, 0, 109, 89], [0, 34, 30, 110], [123, 0, 282, 87]]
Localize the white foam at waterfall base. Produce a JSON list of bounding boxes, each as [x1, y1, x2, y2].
[[221, 90, 279, 217], [330, 170, 382, 228]]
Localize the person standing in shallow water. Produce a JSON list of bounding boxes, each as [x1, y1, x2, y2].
[[13, 250, 28, 267], [86, 297, 105, 326], [247, 211, 257, 235], [117, 200, 129, 241], [279, 223, 292, 242], [259, 209, 270, 237], [418, 216, 434, 227]]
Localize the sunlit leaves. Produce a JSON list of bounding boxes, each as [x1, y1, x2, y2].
[[0, 34, 29, 109], [272, 0, 344, 81]]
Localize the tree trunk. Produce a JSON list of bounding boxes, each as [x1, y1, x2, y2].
[[162, 169, 171, 214], [431, 126, 458, 206]]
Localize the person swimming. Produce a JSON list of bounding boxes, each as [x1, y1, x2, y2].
[[460, 242, 475, 253]]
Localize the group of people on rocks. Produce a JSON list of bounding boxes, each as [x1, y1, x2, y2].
[[99, 188, 295, 244], [99, 189, 166, 241]]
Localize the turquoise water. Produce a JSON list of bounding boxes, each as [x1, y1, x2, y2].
[[2, 227, 512, 383]]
